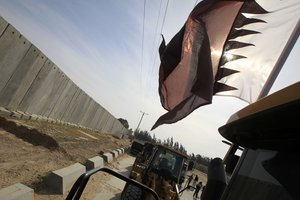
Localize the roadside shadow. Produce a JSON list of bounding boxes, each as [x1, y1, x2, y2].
[[0, 116, 59, 150], [34, 188, 61, 196], [109, 193, 122, 200]]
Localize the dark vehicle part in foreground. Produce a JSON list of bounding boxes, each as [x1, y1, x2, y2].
[[202, 82, 300, 200], [66, 143, 188, 200], [66, 167, 159, 200]]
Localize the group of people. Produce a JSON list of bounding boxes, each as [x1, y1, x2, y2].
[[187, 174, 205, 199]]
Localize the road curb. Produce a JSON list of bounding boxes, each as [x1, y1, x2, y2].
[[102, 152, 113, 163], [86, 156, 104, 170], [47, 163, 86, 195], [0, 183, 34, 200]]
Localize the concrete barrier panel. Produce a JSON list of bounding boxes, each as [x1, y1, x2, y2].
[[117, 149, 123, 155], [102, 153, 113, 163], [28, 62, 59, 115], [111, 121, 124, 137], [0, 46, 45, 109], [78, 99, 93, 125], [10, 111, 23, 119], [105, 114, 118, 134], [109, 118, 117, 134], [0, 17, 127, 138], [0, 183, 34, 200], [84, 100, 101, 128], [85, 156, 104, 170], [111, 150, 119, 158], [0, 25, 31, 93], [17, 59, 53, 113], [0, 16, 8, 36], [70, 92, 91, 124], [101, 113, 112, 133], [48, 80, 76, 120], [41, 68, 69, 117], [110, 120, 118, 134], [60, 87, 81, 122], [89, 106, 104, 130], [47, 163, 86, 195], [67, 91, 85, 123], [109, 120, 119, 135], [79, 100, 97, 127], [0, 107, 11, 117], [96, 111, 109, 131]]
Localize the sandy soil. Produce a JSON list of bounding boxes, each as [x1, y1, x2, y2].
[[0, 116, 130, 195]]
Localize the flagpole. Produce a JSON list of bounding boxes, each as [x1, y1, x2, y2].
[[257, 19, 300, 100]]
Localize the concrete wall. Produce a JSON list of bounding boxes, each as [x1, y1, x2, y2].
[[0, 16, 128, 136]]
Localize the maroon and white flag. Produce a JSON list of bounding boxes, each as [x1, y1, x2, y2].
[[152, 0, 300, 130]]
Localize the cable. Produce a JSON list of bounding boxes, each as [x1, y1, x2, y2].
[[151, 0, 163, 62], [145, 0, 163, 93], [139, 0, 147, 104], [144, 0, 169, 98], [194, 0, 199, 7], [147, 0, 169, 91], [141, 0, 146, 72], [160, 0, 170, 34]]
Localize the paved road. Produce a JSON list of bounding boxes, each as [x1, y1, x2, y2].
[[92, 154, 135, 200], [90, 153, 201, 200]]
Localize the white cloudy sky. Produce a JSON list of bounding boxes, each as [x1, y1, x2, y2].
[[0, 0, 299, 158]]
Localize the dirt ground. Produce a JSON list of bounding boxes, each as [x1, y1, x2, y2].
[[0, 116, 130, 194]]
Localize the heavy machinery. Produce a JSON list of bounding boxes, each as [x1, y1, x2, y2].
[[201, 82, 300, 200], [121, 144, 188, 200], [129, 139, 146, 156], [66, 142, 188, 200], [67, 83, 300, 200]]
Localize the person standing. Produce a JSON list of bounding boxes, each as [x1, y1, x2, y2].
[[193, 175, 199, 187], [188, 174, 193, 186], [200, 185, 206, 199], [186, 174, 194, 190], [193, 181, 203, 198], [194, 175, 199, 183]]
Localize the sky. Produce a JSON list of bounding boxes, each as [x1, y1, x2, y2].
[[0, 0, 299, 158]]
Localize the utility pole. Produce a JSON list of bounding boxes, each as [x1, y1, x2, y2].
[[135, 111, 148, 133]]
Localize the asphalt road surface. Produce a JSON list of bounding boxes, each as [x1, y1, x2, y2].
[[87, 153, 201, 200], [91, 154, 135, 200]]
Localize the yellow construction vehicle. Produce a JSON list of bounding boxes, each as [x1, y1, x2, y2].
[[121, 144, 188, 200], [202, 82, 300, 200]]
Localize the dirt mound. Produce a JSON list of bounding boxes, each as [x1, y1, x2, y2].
[[0, 116, 130, 191], [0, 117, 59, 150]]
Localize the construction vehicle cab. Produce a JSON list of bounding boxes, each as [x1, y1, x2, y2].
[[130, 139, 146, 156], [122, 144, 188, 200], [211, 82, 300, 200]]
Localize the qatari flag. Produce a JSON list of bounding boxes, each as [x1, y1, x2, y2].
[[152, 0, 300, 130]]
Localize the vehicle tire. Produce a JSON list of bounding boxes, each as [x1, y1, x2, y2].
[[121, 184, 143, 200]]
